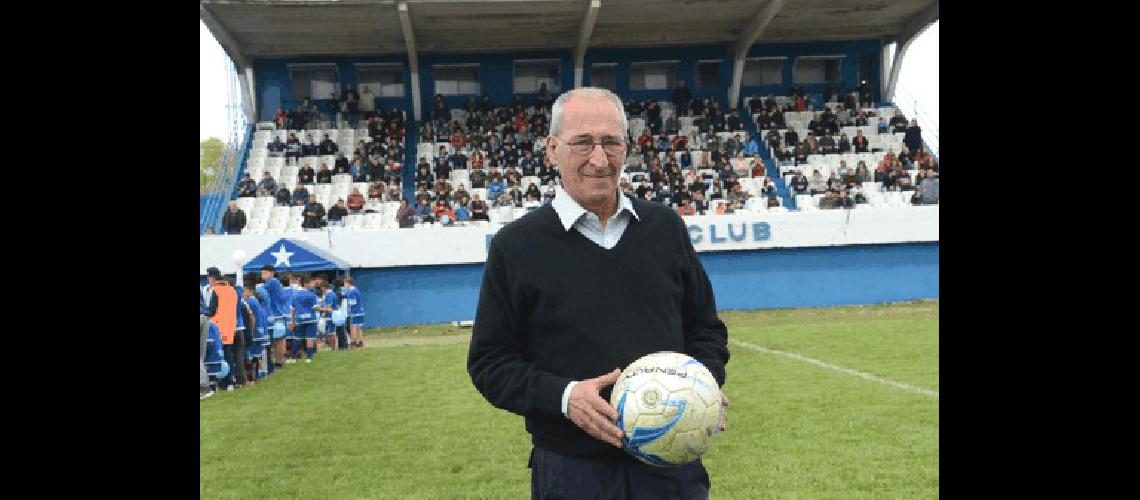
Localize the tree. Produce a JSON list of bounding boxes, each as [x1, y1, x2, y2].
[[200, 137, 225, 192]]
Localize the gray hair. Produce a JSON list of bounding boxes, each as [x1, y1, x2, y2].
[[549, 87, 628, 138]]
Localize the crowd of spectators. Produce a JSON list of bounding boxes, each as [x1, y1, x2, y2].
[[220, 82, 937, 235], [748, 86, 939, 209]]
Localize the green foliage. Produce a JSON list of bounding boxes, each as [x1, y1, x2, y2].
[[200, 301, 938, 498], [201, 137, 225, 193]]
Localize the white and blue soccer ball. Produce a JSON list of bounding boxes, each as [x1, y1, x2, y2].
[[610, 351, 724, 466]]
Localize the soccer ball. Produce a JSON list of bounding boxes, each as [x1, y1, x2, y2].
[[610, 351, 724, 466]]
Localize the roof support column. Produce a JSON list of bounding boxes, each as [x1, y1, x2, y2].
[[239, 67, 257, 123], [573, 0, 601, 88], [397, 1, 422, 122], [727, 0, 786, 110], [882, 1, 938, 103]]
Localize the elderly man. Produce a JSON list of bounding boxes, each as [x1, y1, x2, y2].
[[221, 201, 246, 235], [468, 87, 729, 499]]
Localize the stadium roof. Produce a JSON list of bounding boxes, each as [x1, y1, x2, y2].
[[200, 0, 939, 64]]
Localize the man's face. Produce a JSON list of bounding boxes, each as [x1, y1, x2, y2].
[[229, 202, 237, 211], [548, 96, 626, 210]]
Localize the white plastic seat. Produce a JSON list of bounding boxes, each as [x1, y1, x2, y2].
[[344, 214, 365, 230], [253, 196, 275, 210], [235, 197, 255, 213]]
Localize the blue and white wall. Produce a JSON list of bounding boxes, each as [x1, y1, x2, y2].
[[352, 242, 938, 327]]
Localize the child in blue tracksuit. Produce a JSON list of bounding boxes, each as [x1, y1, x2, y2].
[[289, 276, 321, 362], [244, 286, 268, 379], [259, 266, 293, 367], [320, 280, 340, 350]]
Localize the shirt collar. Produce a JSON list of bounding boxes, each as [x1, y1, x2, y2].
[[551, 185, 640, 232]]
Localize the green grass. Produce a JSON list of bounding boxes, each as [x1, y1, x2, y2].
[[200, 301, 938, 498]]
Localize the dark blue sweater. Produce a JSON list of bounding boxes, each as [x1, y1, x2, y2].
[[467, 199, 729, 458]]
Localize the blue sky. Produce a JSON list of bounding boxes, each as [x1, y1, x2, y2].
[[200, 20, 938, 141]]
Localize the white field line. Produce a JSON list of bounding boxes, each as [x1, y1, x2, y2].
[[730, 339, 939, 398]]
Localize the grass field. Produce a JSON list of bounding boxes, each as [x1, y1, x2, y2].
[[200, 300, 938, 499]]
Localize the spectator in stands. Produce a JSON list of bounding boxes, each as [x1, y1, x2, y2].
[[369, 158, 386, 183], [347, 188, 365, 214], [672, 80, 692, 116], [919, 169, 939, 203], [292, 185, 310, 206], [726, 110, 742, 132], [360, 86, 376, 119], [784, 128, 799, 148], [855, 161, 872, 183], [838, 133, 851, 154], [222, 201, 247, 235], [889, 111, 908, 134], [826, 172, 843, 192], [433, 199, 457, 223], [838, 188, 855, 209], [431, 94, 450, 127], [848, 182, 867, 204], [316, 164, 333, 184], [327, 199, 348, 226], [368, 181, 384, 201], [536, 83, 554, 110], [302, 195, 326, 229], [808, 169, 827, 195], [389, 199, 412, 228], [285, 133, 302, 163], [275, 107, 288, 129], [275, 185, 292, 207], [465, 168, 485, 190], [465, 194, 488, 221], [837, 106, 851, 127], [268, 135, 285, 155], [319, 134, 338, 156], [904, 119, 923, 154], [677, 199, 696, 216], [257, 172, 278, 197], [298, 163, 315, 185], [854, 110, 869, 126], [342, 86, 360, 128], [852, 129, 869, 153], [237, 174, 257, 197], [898, 146, 914, 168], [819, 131, 837, 154], [301, 133, 317, 157], [290, 104, 308, 130]]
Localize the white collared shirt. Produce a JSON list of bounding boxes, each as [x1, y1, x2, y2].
[[549, 184, 640, 417], [550, 185, 640, 250]]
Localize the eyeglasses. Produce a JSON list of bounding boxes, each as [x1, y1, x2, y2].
[[554, 136, 627, 157]]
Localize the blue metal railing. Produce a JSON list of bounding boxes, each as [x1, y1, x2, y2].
[[199, 124, 254, 234]]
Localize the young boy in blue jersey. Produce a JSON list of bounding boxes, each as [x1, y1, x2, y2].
[[345, 277, 365, 348], [289, 276, 321, 363], [258, 265, 293, 368], [254, 283, 275, 374], [244, 283, 268, 380], [318, 279, 339, 350], [285, 273, 303, 361], [332, 279, 350, 350], [231, 277, 254, 388]]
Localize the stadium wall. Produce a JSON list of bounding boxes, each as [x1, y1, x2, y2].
[[351, 241, 938, 327], [251, 39, 882, 122]]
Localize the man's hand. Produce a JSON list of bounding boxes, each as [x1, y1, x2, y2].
[[567, 368, 625, 448], [719, 393, 730, 432]]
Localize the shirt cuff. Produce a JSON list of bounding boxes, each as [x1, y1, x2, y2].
[[561, 381, 578, 418]]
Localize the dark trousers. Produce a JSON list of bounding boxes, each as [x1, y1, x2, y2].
[[336, 325, 349, 349], [222, 332, 247, 387], [529, 446, 709, 500]]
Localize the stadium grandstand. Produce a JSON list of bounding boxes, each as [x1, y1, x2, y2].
[[200, 0, 938, 327]]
